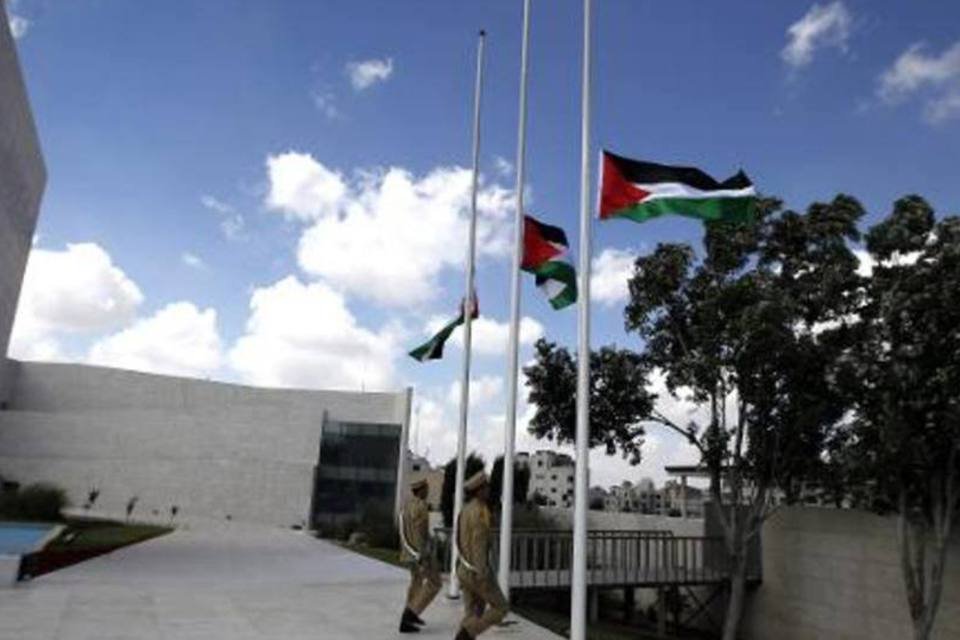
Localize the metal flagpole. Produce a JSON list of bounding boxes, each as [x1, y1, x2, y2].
[[571, 0, 592, 638], [449, 29, 486, 599], [497, 0, 531, 600]]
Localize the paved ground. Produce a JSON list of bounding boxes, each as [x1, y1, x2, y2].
[[0, 525, 561, 640]]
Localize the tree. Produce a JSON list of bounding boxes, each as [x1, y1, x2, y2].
[[441, 452, 485, 528], [490, 455, 531, 512], [843, 197, 960, 640], [525, 196, 862, 640], [525, 340, 655, 463]]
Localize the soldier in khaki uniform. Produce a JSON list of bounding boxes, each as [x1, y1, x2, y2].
[[454, 471, 508, 640], [399, 478, 442, 633]]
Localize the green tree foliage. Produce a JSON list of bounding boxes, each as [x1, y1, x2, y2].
[[524, 195, 864, 640], [0, 483, 68, 522], [840, 197, 960, 640], [440, 452, 485, 527], [524, 340, 655, 464]]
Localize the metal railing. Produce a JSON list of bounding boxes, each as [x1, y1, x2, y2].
[[432, 528, 742, 589]]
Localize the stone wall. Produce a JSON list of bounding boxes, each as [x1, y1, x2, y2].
[[539, 506, 705, 536], [0, 361, 411, 528], [743, 506, 960, 640], [0, 0, 45, 363]]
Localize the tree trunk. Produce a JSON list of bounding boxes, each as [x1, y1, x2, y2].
[[898, 488, 954, 640], [722, 550, 748, 640]]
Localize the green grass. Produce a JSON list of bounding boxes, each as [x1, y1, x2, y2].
[[331, 541, 405, 568], [48, 520, 171, 551]]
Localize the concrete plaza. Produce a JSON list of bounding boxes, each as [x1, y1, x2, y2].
[[0, 525, 559, 640]]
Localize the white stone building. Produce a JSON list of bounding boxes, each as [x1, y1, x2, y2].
[[526, 450, 575, 508]]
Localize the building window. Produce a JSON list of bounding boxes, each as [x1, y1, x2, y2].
[[313, 420, 401, 528]]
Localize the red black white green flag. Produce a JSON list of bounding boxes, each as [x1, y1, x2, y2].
[[599, 150, 756, 224], [408, 295, 479, 362], [522, 215, 577, 310]]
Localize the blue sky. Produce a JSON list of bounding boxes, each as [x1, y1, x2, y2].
[[5, 0, 960, 486]]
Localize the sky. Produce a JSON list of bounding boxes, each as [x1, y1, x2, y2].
[[4, 0, 960, 489]]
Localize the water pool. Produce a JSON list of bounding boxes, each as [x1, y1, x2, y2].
[[0, 523, 58, 555]]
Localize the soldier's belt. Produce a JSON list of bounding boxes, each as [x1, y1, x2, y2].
[[455, 537, 479, 574]]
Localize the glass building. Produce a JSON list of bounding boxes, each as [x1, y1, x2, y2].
[[310, 418, 402, 528]]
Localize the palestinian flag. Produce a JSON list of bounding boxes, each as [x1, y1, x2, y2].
[[408, 296, 480, 362], [522, 215, 577, 310], [599, 150, 756, 224]]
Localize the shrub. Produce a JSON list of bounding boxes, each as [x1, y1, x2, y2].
[[13, 483, 68, 521], [514, 504, 561, 531], [357, 502, 398, 550]]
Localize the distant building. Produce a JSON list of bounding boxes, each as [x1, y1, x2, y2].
[[527, 449, 575, 508], [634, 477, 666, 514], [605, 481, 635, 512], [599, 476, 704, 518]]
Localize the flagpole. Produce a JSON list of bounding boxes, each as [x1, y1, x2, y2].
[[497, 0, 531, 600], [449, 28, 486, 599], [571, 0, 592, 638]]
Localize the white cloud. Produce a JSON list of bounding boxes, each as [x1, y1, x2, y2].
[[781, 2, 852, 68], [88, 302, 223, 378], [181, 252, 206, 270], [229, 276, 398, 391], [425, 315, 544, 356], [264, 152, 348, 222], [494, 156, 513, 177], [15, 337, 64, 362], [447, 375, 504, 408], [200, 195, 234, 215], [201, 195, 245, 240], [265, 152, 514, 307], [853, 248, 875, 277], [878, 41, 960, 124], [410, 396, 460, 463], [9, 243, 144, 359], [591, 248, 635, 306], [311, 88, 340, 120], [7, 13, 28, 39], [346, 57, 394, 90]]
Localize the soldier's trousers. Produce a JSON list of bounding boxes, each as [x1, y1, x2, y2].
[[406, 562, 442, 614], [456, 565, 508, 637]]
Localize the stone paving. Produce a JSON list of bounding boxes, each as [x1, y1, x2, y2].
[[0, 524, 560, 640]]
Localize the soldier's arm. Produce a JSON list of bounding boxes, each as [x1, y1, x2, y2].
[[471, 509, 490, 574], [410, 501, 427, 551]]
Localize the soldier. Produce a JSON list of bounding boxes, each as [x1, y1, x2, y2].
[[454, 471, 508, 640], [399, 478, 442, 633]]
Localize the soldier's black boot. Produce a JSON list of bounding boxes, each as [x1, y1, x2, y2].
[[408, 609, 425, 626], [454, 628, 472, 640], [399, 608, 421, 633]]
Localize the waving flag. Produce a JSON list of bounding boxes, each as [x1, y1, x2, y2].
[[599, 150, 756, 224], [408, 295, 479, 362], [522, 215, 577, 310]]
